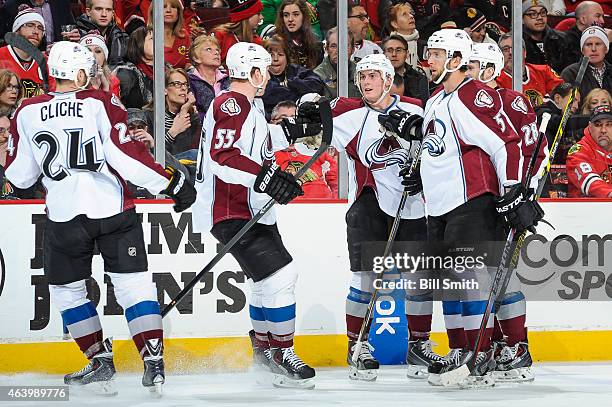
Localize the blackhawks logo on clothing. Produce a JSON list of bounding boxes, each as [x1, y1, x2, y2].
[[567, 144, 581, 155]]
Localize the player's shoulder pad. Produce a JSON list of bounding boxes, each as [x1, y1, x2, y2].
[[459, 79, 500, 111], [213, 91, 251, 119], [330, 96, 364, 116], [398, 95, 423, 108]]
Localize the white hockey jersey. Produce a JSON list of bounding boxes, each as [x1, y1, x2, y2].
[[191, 91, 289, 233], [5, 89, 170, 222], [421, 78, 524, 217], [330, 95, 425, 219]]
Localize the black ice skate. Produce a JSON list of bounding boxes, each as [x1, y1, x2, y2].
[[248, 330, 273, 385], [456, 348, 496, 389], [406, 339, 443, 379], [270, 346, 315, 389], [427, 348, 464, 386], [64, 337, 117, 396], [347, 340, 379, 382], [493, 342, 534, 383], [142, 339, 165, 397]]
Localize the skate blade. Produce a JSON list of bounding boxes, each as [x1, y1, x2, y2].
[[458, 373, 495, 389], [73, 380, 118, 397], [493, 367, 534, 383], [348, 365, 377, 382], [440, 364, 470, 387], [251, 366, 274, 386], [406, 365, 429, 379], [272, 374, 315, 389]]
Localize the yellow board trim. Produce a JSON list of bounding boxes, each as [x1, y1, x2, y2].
[[1, 331, 611, 374]]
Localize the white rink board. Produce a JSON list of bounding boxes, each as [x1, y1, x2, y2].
[[0, 201, 611, 343]]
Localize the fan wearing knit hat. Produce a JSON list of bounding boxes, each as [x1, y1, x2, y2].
[[561, 25, 612, 109], [0, 5, 55, 98], [211, 0, 264, 64], [79, 31, 120, 97], [453, 7, 496, 45]]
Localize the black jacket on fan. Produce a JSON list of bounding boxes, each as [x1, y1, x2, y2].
[[524, 25, 570, 74], [76, 14, 128, 67]]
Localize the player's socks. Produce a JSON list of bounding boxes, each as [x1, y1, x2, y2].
[[442, 300, 467, 349], [496, 291, 527, 346], [346, 285, 372, 340], [124, 300, 164, 358], [61, 301, 104, 358], [463, 300, 494, 353]]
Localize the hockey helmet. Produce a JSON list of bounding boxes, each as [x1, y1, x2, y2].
[[226, 42, 272, 80], [426, 29, 473, 84], [48, 41, 96, 82], [470, 42, 504, 82], [354, 53, 395, 84]]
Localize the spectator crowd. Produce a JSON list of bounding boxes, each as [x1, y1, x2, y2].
[[2, 0, 612, 199]]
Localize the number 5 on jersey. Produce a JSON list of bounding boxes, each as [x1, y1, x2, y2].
[[214, 129, 235, 149]]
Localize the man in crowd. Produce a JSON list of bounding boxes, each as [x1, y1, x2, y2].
[[382, 34, 429, 106], [76, 0, 128, 67], [4, 0, 77, 44], [348, 3, 382, 62], [562, 26, 612, 105], [0, 6, 56, 98], [567, 104, 612, 198], [497, 32, 564, 108], [522, 0, 570, 74], [563, 1, 606, 68], [313, 27, 360, 98]]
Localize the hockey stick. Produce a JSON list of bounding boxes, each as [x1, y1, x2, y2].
[[4, 32, 49, 92], [161, 97, 334, 317], [351, 142, 424, 363], [440, 56, 589, 386]]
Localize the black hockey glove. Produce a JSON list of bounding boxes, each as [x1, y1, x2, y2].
[[378, 110, 424, 141], [254, 162, 304, 204], [161, 166, 197, 212], [494, 184, 544, 234], [399, 163, 423, 196], [297, 101, 322, 124], [280, 117, 322, 144]]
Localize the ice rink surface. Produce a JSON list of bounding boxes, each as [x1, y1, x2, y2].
[[1, 363, 612, 407]]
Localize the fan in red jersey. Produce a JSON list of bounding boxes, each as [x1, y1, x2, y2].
[[0, 6, 55, 98]]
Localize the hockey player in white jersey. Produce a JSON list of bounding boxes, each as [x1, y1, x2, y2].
[[4, 42, 197, 395], [191, 42, 318, 389], [299, 54, 428, 381], [395, 30, 544, 388]]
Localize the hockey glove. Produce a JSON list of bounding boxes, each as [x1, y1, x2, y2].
[[399, 163, 423, 196], [254, 162, 304, 204], [280, 117, 322, 144], [161, 166, 197, 212], [494, 184, 544, 234], [378, 110, 424, 141], [297, 101, 322, 124]]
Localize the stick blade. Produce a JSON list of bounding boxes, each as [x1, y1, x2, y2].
[[440, 364, 470, 387]]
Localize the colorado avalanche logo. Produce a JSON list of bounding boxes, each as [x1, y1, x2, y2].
[[364, 137, 411, 171], [260, 131, 275, 164], [422, 118, 446, 157], [511, 96, 528, 114], [474, 89, 494, 108]]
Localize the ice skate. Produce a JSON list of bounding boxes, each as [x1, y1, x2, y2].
[[493, 342, 534, 383], [249, 330, 273, 385], [64, 337, 117, 396], [142, 339, 165, 397], [406, 339, 443, 379], [456, 348, 496, 389], [270, 347, 315, 389], [347, 340, 379, 382]]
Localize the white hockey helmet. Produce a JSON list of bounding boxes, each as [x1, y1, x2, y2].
[[426, 29, 473, 84], [226, 42, 271, 79], [48, 41, 96, 83], [470, 42, 504, 82], [354, 53, 395, 104]]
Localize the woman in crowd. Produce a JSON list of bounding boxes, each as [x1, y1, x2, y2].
[[262, 35, 324, 117], [212, 0, 264, 64], [581, 88, 612, 115], [387, 2, 421, 71], [274, 0, 322, 69], [188, 35, 230, 122], [113, 26, 154, 109], [145, 68, 200, 160], [80, 31, 120, 97], [148, 0, 191, 68], [0, 70, 22, 115]]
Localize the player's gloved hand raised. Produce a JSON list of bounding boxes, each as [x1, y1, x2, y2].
[[494, 184, 544, 234], [280, 117, 322, 144], [297, 101, 322, 124], [161, 166, 197, 212], [378, 110, 423, 141], [254, 162, 304, 204], [399, 162, 423, 196]]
